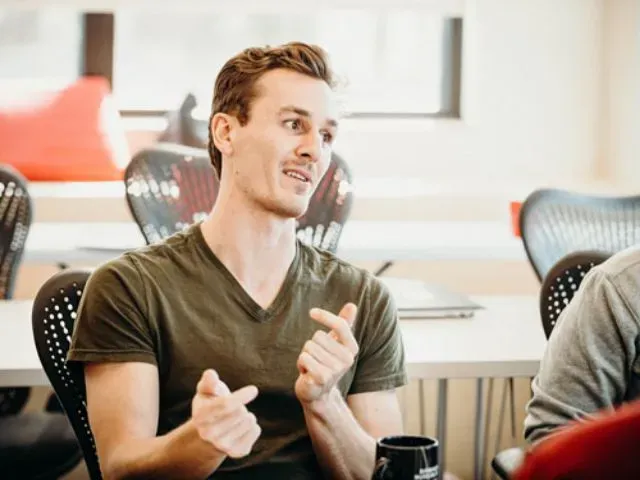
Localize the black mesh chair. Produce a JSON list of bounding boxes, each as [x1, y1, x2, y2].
[[296, 152, 354, 252], [491, 250, 611, 479], [498, 188, 640, 470], [519, 188, 640, 281], [124, 144, 218, 244], [539, 249, 611, 339], [0, 165, 82, 479], [0, 164, 33, 416], [0, 165, 32, 301], [126, 145, 354, 254], [32, 269, 102, 480], [157, 93, 208, 149]]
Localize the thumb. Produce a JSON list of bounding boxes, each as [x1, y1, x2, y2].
[[338, 302, 358, 328], [197, 369, 230, 397]]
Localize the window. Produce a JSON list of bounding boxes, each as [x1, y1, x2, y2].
[[112, 10, 462, 117], [0, 9, 83, 83]]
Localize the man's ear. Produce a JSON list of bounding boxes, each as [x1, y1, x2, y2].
[[210, 113, 236, 159]]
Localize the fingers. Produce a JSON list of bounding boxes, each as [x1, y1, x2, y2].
[[298, 351, 333, 385], [304, 335, 349, 369], [231, 385, 259, 405], [197, 369, 220, 396], [199, 409, 252, 444], [198, 408, 261, 458], [309, 304, 359, 354], [197, 386, 258, 424], [310, 331, 354, 364], [193, 381, 261, 458], [197, 369, 233, 397], [224, 414, 262, 458], [338, 302, 358, 326]]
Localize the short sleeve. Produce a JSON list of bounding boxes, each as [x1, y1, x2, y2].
[[524, 268, 639, 443], [67, 255, 157, 366], [349, 278, 408, 394]]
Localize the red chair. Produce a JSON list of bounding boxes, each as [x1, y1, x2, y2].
[[0, 76, 129, 182], [515, 399, 640, 479]]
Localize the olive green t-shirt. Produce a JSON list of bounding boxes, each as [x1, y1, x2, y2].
[[68, 223, 407, 479]]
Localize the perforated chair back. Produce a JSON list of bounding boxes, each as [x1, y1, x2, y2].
[[125, 144, 218, 244], [32, 269, 102, 479], [0, 164, 32, 300], [519, 188, 640, 281], [0, 164, 33, 415], [539, 250, 611, 339], [296, 153, 354, 252]]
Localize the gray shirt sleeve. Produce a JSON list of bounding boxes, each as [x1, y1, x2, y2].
[[524, 266, 640, 444]]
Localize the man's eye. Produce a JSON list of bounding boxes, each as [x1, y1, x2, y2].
[[284, 119, 301, 130], [322, 132, 334, 144]]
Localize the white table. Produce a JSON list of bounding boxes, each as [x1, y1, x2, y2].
[[0, 296, 544, 387], [23, 220, 526, 265], [0, 295, 544, 480], [0, 300, 45, 387]]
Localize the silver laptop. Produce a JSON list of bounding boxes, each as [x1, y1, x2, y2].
[[380, 277, 482, 319]]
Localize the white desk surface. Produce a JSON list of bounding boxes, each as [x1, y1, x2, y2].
[[0, 295, 544, 388], [23, 220, 525, 265]]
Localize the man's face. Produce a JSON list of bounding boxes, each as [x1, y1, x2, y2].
[[227, 69, 339, 219]]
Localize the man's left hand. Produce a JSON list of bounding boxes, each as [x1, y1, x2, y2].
[[295, 303, 359, 405]]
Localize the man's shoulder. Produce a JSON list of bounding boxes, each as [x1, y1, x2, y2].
[[596, 245, 640, 290], [298, 241, 390, 299], [91, 228, 197, 284]]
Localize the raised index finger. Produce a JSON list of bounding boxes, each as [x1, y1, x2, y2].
[[309, 305, 358, 353]]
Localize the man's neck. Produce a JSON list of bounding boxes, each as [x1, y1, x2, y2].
[[199, 197, 298, 302]]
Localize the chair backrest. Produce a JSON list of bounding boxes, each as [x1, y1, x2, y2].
[[0, 164, 33, 300], [519, 188, 640, 281], [296, 153, 354, 252], [157, 93, 208, 149], [32, 269, 102, 480], [539, 250, 611, 339], [124, 143, 218, 244], [0, 165, 33, 416]]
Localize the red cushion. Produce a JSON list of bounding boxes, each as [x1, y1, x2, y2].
[[0, 76, 129, 181], [515, 400, 640, 479]]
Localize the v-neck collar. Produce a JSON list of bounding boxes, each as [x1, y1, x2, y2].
[[193, 223, 302, 323]]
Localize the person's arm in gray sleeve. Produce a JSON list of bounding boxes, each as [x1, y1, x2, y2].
[[524, 267, 640, 444]]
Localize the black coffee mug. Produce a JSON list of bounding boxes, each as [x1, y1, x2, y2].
[[372, 435, 440, 480]]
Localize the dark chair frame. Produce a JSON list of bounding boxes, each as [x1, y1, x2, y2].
[[539, 249, 611, 339], [296, 152, 355, 253], [519, 188, 640, 281], [32, 269, 102, 480], [124, 143, 217, 245], [0, 164, 34, 415]]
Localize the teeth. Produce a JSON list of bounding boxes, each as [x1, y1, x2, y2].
[[285, 171, 308, 182]]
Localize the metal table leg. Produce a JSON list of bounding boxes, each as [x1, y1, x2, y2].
[[418, 379, 426, 435], [436, 379, 448, 479], [474, 378, 487, 480]]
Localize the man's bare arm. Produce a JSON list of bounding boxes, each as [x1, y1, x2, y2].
[[85, 363, 260, 480], [303, 389, 403, 479]]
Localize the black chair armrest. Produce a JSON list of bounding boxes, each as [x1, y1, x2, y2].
[[492, 447, 526, 479]]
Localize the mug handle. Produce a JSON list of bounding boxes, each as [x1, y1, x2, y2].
[[372, 457, 390, 480]]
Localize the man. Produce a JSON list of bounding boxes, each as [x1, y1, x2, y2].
[[68, 42, 407, 479], [524, 245, 640, 444]]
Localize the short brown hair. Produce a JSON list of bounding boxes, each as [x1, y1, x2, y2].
[[208, 42, 337, 179]]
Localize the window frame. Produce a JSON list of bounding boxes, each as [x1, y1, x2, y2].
[[82, 12, 462, 119]]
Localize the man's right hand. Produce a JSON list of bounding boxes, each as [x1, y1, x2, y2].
[[192, 369, 261, 458]]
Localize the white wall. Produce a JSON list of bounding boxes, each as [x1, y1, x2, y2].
[[5, 0, 634, 198], [338, 0, 606, 191], [604, 0, 640, 187]]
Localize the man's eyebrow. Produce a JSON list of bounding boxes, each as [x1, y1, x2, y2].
[[278, 105, 338, 128]]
